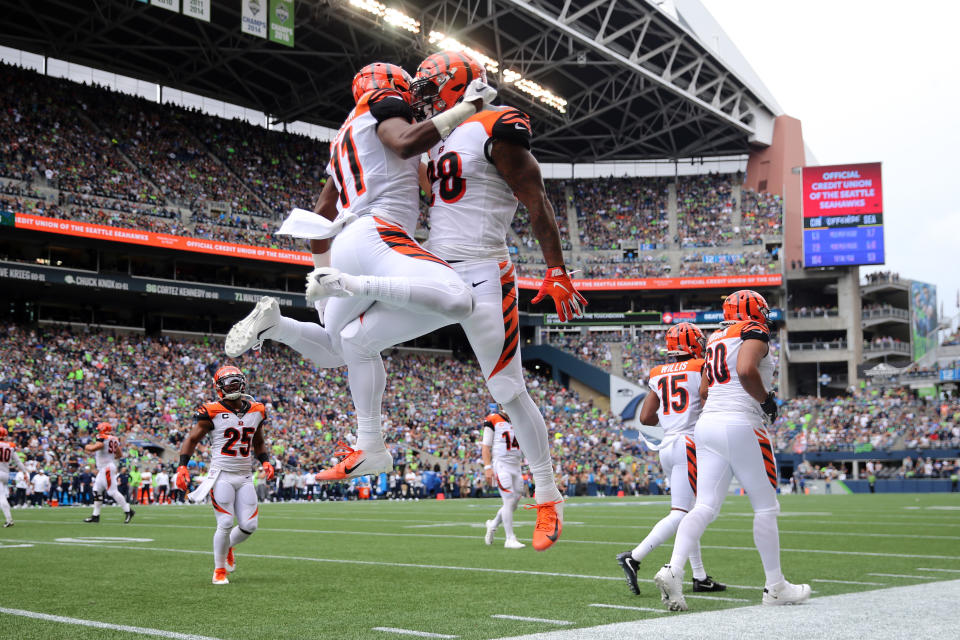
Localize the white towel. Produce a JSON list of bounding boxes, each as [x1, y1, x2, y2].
[[187, 468, 221, 503], [276, 208, 357, 240]]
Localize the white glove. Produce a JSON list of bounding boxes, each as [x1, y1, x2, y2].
[[462, 78, 497, 109], [313, 298, 328, 327]]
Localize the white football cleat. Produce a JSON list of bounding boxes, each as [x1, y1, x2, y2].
[[654, 564, 688, 611], [762, 580, 811, 606], [306, 267, 355, 304], [503, 538, 525, 550], [484, 520, 496, 546], [225, 296, 280, 357]]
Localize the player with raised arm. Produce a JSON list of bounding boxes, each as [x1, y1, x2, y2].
[[225, 62, 498, 482], [615, 324, 725, 595], [412, 51, 587, 550], [0, 427, 30, 527], [654, 291, 810, 610], [481, 411, 525, 549], [83, 422, 134, 524], [175, 366, 275, 585]]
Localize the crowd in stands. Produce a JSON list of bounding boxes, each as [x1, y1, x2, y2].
[[678, 248, 778, 276], [570, 177, 669, 251], [676, 174, 735, 247], [865, 271, 901, 284], [739, 189, 782, 244], [944, 331, 960, 347]]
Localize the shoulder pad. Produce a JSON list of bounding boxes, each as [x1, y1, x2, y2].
[[366, 90, 414, 124], [489, 108, 532, 149], [648, 364, 664, 378], [740, 321, 770, 342]]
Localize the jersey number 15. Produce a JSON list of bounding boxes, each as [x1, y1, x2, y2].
[[656, 374, 689, 415]]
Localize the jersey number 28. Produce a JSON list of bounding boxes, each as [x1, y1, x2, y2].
[[427, 152, 465, 204]]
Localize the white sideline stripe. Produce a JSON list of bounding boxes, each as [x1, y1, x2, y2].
[[372, 627, 458, 638], [0, 544, 34, 550], [917, 568, 960, 573], [867, 573, 935, 579], [490, 580, 960, 640], [21, 520, 960, 560], [492, 615, 571, 625], [812, 579, 886, 586], [588, 604, 665, 613], [0, 607, 224, 640], [684, 594, 750, 602]]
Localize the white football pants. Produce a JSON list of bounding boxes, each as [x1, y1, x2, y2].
[[211, 471, 259, 570]]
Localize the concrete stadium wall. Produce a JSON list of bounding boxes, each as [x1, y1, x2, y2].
[[842, 479, 958, 493]]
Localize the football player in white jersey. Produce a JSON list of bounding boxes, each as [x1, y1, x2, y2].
[[654, 291, 810, 610], [83, 422, 134, 524], [225, 62, 498, 482], [0, 426, 30, 527], [615, 324, 725, 595], [175, 366, 275, 585], [410, 51, 586, 551], [481, 411, 525, 549]]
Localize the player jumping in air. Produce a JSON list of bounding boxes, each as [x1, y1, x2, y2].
[[654, 291, 810, 610], [83, 422, 134, 524], [0, 427, 30, 527], [176, 366, 275, 585], [615, 323, 725, 595]]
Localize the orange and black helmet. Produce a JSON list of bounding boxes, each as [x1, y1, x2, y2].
[[213, 365, 246, 400], [722, 290, 771, 325], [411, 51, 486, 118], [96, 422, 113, 437], [0, 426, 7, 440], [351, 62, 413, 104], [665, 322, 705, 358]]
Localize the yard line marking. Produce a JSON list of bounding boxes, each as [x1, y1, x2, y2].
[[702, 545, 960, 561], [492, 615, 571, 625], [867, 573, 935, 579], [0, 606, 224, 640], [685, 594, 750, 602], [917, 568, 960, 574], [0, 544, 34, 550], [812, 579, 886, 586], [588, 604, 665, 613], [372, 627, 458, 638]]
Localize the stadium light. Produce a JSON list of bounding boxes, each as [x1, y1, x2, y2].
[[345, 4, 567, 113]]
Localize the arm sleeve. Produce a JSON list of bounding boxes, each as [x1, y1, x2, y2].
[[194, 405, 212, 421], [481, 427, 495, 447], [368, 90, 414, 124], [489, 109, 532, 149]]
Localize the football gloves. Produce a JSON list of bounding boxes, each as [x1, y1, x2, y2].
[[261, 460, 276, 482], [531, 267, 587, 322], [175, 465, 191, 491], [462, 78, 498, 109], [761, 392, 778, 422]]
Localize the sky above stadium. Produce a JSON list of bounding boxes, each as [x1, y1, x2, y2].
[[705, 0, 960, 323]]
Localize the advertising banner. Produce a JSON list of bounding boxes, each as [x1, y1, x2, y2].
[[802, 163, 883, 217], [150, 0, 179, 12], [12, 212, 784, 292], [911, 281, 938, 360], [241, 0, 268, 38], [269, 0, 294, 47], [661, 309, 784, 325], [182, 0, 211, 21], [0, 261, 306, 308]]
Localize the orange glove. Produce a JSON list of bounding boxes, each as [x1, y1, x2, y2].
[[175, 465, 191, 491], [531, 267, 587, 322], [261, 460, 276, 481]]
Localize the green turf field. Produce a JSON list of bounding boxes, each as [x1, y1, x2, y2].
[[1, 493, 959, 639]]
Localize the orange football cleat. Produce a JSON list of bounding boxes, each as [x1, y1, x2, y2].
[[212, 568, 229, 585], [524, 500, 564, 551], [226, 547, 235, 573], [315, 441, 392, 481]]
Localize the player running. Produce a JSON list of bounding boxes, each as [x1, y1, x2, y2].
[[83, 422, 134, 524], [413, 51, 587, 550], [654, 291, 810, 610], [175, 366, 275, 585], [481, 411, 525, 549], [0, 427, 30, 527], [615, 323, 725, 595], [225, 61, 497, 482]]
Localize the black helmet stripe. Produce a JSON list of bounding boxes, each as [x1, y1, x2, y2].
[[455, 51, 474, 85]]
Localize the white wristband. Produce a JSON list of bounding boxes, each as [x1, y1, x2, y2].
[[484, 464, 492, 470], [312, 251, 330, 268], [429, 102, 477, 139]]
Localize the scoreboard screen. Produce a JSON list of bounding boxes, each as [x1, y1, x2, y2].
[[802, 162, 884, 267]]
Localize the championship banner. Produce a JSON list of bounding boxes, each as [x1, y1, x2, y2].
[[241, 0, 268, 38], [182, 0, 210, 21], [150, 0, 180, 12], [517, 273, 782, 292], [269, 0, 295, 47], [13, 212, 313, 267]]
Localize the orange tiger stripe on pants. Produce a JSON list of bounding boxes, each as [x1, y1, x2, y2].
[[374, 217, 451, 267], [754, 428, 778, 489], [685, 436, 697, 495], [489, 261, 519, 378]]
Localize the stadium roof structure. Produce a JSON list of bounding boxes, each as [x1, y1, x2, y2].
[[0, 0, 780, 162]]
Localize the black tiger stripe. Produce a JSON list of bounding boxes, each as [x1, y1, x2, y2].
[[455, 51, 474, 85]]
